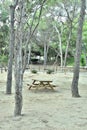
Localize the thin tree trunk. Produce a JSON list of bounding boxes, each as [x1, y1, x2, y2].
[[14, 39, 23, 116], [59, 32, 63, 68], [64, 27, 72, 67], [71, 0, 86, 97], [27, 43, 31, 65], [44, 42, 47, 66], [54, 26, 63, 68], [6, 5, 15, 94], [22, 2, 44, 72], [14, 0, 23, 116], [53, 52, 59, 65], [44, 41, 49, 70], [6, 0, 18, 94]]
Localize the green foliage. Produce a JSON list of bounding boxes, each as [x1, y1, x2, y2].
[[31, 69, 38, 74], [0, 11, 8, 23], [0, 0, 10, 23], [46, 69, 54, 74], [47, 0, 58, 6], [0, 1, 9, 57], [0, 24, 9, 37], [0, 55, 8, 66], [25, 0, 45, 31], [80, 55, 86, 66], [67, 57, 74, 66], [39, 18, 48, 30], [0, 0, 84, 68]]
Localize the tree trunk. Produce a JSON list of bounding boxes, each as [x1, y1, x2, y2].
[[6, 5, 15, 94], [71, 0, 86, 97], [14, 39, 23, 116], [54, 26, 63, 68], [44, 42, 48, 69], [27, 43, 31, 65], [14, 0, 45, 116], [86, 56, 87, 66], [63, 26, 72, 67], [6, 0, 18, 94], [14, 0, 24, 116]]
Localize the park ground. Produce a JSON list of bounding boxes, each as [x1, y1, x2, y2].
[[0, 68, 87, 130]]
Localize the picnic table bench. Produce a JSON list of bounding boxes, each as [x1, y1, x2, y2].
[[27, 78, 56, 90]]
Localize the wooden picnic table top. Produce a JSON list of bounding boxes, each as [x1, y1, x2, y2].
[[27, 78, 56, 90], [32, 78, 53, 82]]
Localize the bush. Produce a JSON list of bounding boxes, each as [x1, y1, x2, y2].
[[81, 56, 86, 66], [0, 55, 8, 66], [46, 69, 54, 74], [31, 69, 37, 74]]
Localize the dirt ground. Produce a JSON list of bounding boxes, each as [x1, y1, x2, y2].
[[0, 70, 87, 130]]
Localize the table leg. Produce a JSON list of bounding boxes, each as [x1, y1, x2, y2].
[[46, 83, 54, 90], [28, 80, 36, 90], [28, 85, 33, 90]]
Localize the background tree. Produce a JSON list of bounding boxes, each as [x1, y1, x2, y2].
[[6, 0, 18, 94], [71, 0, 86, 97], [14, 0, 23, 116], [14, 0, 47, 116]]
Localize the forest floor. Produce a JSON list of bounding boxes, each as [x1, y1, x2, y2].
[[0, 69, 87, 130]]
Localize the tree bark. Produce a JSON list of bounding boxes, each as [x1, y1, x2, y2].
[[63, 26, 72, 67], [54, 26, 63, 68], [14, 38, 23, 116], [27, 43, 32, 65], [44, 42, 48, 69], [14, 0, 23, 116], [14, 0, 46, 116], [6, 5, 15, 94], [6, 0, 18, 94], [71, 0, 86, 97]]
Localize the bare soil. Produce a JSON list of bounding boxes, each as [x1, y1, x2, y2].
[[0, 70, 87, 130]]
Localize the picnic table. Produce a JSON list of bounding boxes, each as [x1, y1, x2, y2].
[[27, 78, 56, 90]]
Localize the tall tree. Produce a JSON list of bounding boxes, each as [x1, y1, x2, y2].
[[14, 0, 47, 116], [14, 0, 24, 116], [71, 0, 86, 97], [6, 0, 18, 94]]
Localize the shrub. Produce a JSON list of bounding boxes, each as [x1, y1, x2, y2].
[[46, 69, 54, 74], [0, 55, 8, 66], [31, 69, 37, 74], [81, 56, 86, 66]]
